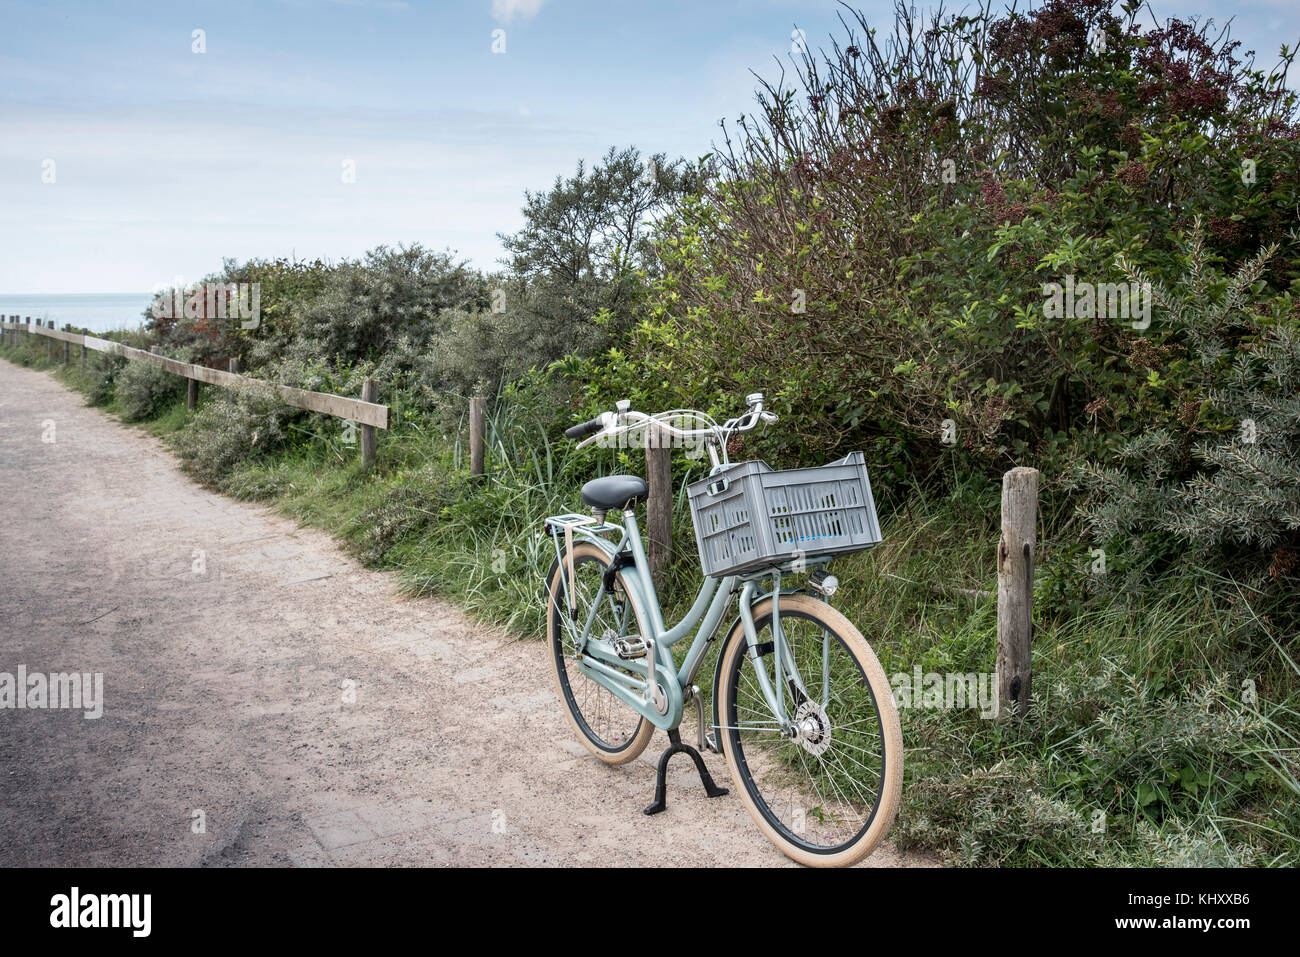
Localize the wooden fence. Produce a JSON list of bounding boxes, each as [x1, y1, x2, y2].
[[1, 316, 389, 467]]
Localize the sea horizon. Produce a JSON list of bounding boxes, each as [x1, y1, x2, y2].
[[0, 292, 156, 334]]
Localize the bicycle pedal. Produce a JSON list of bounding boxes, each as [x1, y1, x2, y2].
[[613, 637, 649, 660]]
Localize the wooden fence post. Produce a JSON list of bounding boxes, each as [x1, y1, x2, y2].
[[646, 422, 673, 593], [996, 466, 1039, 719], [228, 358, 238, 374], [187, 377, 198, 410], [469, 396, 486, 477], [80, 342, 86, 373], [360, 378, 378, 470]]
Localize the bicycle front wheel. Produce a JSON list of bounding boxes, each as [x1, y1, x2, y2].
[[714, 592, 902, 867]]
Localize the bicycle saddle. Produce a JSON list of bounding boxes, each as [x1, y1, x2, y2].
[[580, 475, 648, 510]]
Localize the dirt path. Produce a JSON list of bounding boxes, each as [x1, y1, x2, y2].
[[0, 360, 932, 867]]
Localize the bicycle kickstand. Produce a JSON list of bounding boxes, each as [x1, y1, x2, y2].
[[643, 729, 729, 815]]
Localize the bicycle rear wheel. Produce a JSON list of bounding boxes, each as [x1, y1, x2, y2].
[[545, 541, 654, 764], [714, 592, 902, 867]]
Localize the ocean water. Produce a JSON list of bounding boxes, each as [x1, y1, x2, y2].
[[0, 293, 155, 334]]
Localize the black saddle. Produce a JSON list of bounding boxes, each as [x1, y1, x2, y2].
[[581, 475, 648, 510]]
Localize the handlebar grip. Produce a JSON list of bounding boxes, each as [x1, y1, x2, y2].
[[565, 416, 605, 440]]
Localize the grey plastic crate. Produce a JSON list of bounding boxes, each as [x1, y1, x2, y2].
[[686, 451, 883, 578]]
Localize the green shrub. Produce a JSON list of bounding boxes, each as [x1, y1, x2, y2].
[[169, 380, 297, 484], [1071, 225, 1300, 621], [116, 360, 182, 422], [286, 245, 487, 368], [83, 354, 124, 407]]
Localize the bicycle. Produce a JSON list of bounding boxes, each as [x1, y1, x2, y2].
[[542, 393, 902, 867]]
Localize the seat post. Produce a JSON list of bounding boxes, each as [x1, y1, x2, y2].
[[620, 512, 651, 583]]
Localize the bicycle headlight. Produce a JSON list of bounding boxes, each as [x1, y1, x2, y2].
[[809, 568, 839, 597]]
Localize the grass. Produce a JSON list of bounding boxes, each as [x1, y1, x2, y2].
[[4, 340, 1296, 867]]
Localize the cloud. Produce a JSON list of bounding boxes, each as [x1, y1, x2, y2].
[[491, 0, 544, 25]]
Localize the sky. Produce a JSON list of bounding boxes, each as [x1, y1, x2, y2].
[[1, 0, 1298, 294]]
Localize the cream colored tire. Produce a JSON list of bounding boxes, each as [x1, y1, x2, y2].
[[714, 593, 903, 867]]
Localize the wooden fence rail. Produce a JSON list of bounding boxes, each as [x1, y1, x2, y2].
[[1, 318, 389, 466]]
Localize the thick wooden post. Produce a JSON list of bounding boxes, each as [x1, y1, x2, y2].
[[995, 466, 1038, 718], [187, 377, 198, 410], [469, 396, 486, 477], [80, 343, 86, 373], [360, 378, 378, 470], [645, 422, 673, 593], [228, 358, 238, 374]]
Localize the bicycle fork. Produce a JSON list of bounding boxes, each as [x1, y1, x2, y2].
[[735, 578, 822, 737]]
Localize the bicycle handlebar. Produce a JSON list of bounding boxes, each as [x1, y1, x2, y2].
[[567, 394, 778, 453], [564, 416, 607, 440]]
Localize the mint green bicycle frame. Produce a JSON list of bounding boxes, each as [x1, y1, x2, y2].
[[548, 507, 831, 736]]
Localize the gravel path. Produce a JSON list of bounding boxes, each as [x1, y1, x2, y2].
[[0, 360, 931, 867]]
